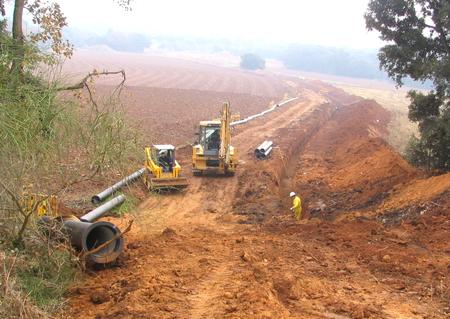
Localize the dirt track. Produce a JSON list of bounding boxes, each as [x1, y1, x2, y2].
[[65, 74, 450, 319]]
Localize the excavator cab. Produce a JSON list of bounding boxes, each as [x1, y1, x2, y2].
[[200, 123, 221, 155], [155, 148, 174, 172], [144, 145, 188, 190]]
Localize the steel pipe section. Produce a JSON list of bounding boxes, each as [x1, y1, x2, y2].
[[81, 195, 126, 223], [255, 140, 274, 159], [231, 97, 298, 127], [63, 219, 124, 264], [91, 168, 145, 204]]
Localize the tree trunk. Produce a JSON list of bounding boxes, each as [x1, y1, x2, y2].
[[0, 0, 6, 17], [11, 0, 25, 76], [12, 0, 24, 40]]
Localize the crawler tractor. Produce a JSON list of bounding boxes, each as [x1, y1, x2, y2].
[[144, 145, 188, 189]]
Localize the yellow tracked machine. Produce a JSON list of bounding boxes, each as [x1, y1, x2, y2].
[[143, 145, 188, 190], [192, 102, 237, 175]]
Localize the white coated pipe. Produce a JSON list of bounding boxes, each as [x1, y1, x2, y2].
[[81, 195, 126, 223], [255, 140, 274, 159], [91, 168, 145, 204], [231, 97, 298, 127]]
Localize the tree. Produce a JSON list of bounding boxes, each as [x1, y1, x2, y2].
[[365, 0, 450, 171], [0, 0, 133, 76], [240, 53, 265, 70], [0, 1, 137, 315], [0, 0, 137, 249], [0, 0, 73, 77]]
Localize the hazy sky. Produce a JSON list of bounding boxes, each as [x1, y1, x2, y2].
[[56, 0, 382, 49]]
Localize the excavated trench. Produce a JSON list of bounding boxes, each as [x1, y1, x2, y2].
[[232, 102, 336, 223]]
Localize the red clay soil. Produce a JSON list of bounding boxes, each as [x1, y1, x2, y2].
[[293, 99, 419, 215], [380, 173, 450, 211], [57, 57, 289, 204], [64, 78, 449, 318], [121, 85, 280, 146]]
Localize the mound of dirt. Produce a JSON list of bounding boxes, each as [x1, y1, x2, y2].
[[293, 100, 418, 214], [381, 172, 450, 210]]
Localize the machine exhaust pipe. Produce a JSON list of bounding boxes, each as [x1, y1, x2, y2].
[[91, 168, 145, 204], [255, 140, 273, 159]]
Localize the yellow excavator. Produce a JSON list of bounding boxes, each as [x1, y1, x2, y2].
[[192, 102, 237, 175], [22, 193, 59, 217], [144, 145, 188, 189]]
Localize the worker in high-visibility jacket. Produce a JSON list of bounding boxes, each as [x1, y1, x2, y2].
[[290, 191, 302, 220]]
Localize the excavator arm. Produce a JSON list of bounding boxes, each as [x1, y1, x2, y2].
[[219, 102, 231, 169]]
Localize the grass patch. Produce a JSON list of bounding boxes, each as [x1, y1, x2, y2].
[[17, 249, 78, 312], [108, 191, 139, 217]]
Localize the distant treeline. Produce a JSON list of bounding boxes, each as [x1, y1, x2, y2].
[[262, 44, 429, 88], [66, 29, 429, 88], [277, 45, 385, 79], [66, 29, 151, 53]]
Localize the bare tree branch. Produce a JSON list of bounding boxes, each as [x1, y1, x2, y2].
[[0, 179, 25, 218], [57, 69, 126, 113], [56, 165, 101, 196], [57, 69, 126, 91]]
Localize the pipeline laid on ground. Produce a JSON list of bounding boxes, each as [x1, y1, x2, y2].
[[255, 140, 273, 159], [40, 194, 126, 265], [63, 219, 124, 264], [81, 194, 126, 222], [231, 97, 299, 127], [91, 168, 146, 204]]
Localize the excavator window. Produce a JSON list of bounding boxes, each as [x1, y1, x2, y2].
[[208, 130, 220, 150], [201, 126, 220, 150]]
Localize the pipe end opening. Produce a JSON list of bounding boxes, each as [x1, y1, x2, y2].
[[91, 196, 101, 204], [84, 223, 124, 264]]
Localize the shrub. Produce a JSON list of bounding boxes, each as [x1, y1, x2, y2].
[[240, 53, 265, 70]]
